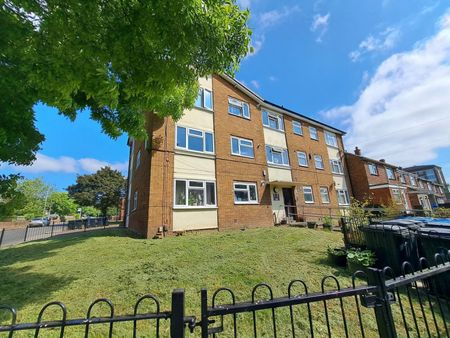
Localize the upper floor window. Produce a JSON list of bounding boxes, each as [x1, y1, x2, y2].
[[303, 186, 314, 203], [234, 182, 258, 204], [314, 155, 324, 170], [330, 159, 344, 174], [292, 121, 303, 135], [337, 189, 350, 205], [410, 175, 417, 186], [368, 163, 378, 176], [418, 180, 423, 188], [325, 131, 338, 147], [176, 126, 214, 154], [399, 174, 406, 184], [266, 145, 289, 166], [195, 88, 213, 110], [133, 191, 138, 210], [135, 150, 141, 169], [297, 151, 308, 167], [228, 97, 250, 119], [231, 136, 254, 158], [262, 110, 284, 131], [309, 126, 318, 140], [320, 187, 330, 204], [386, 168, 395, 180], [427, 182, 433, 191], [174, 179, 216, 208]]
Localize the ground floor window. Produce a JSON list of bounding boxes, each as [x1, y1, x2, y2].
[[234, 182, 258, 204], [319, 187, 330, 204], [174, 179, 216, 208], [392, 189, 403, 204], [337, 189, 350, 205], [303, 186, 314, 203]]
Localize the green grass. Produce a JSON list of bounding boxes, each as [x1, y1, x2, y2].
[[0, 227, 446, 337]]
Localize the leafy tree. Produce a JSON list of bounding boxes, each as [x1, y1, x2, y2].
[[1, 0, 251, 166], [48, 192, 78, 219], [81, 206, 101, 217], [15, 178, 54, 219], [0, 174, 26, 220], [67, 167, 126, 216]]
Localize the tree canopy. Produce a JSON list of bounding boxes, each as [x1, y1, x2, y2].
[[48, 192, 78, 218], [1, 0, 252, 165], [67, 167, 126, 216], [14, 178, 54, 219]]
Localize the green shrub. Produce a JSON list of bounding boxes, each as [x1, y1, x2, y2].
[[433, 208, 450, 218], [347, 249, 376, 267]]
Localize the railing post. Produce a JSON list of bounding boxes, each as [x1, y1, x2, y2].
[[24, 225, 29, 242], [171, 289, 185, 338], [50, 222, 55, 237], [200, 289, 208, 338], [367, 268, 397, 338], [0, 228, 4, 248]]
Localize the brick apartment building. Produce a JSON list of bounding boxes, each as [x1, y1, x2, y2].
[[404, 165, 450, 201], [125, 75, 353, 238], [345, 148, 447, 211]]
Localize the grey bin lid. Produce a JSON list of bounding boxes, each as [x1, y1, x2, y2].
[[362, 223, 410, 234], [426, 222, 450, 228], [381, 219, 425, 226], [418, 227, 450, 238]]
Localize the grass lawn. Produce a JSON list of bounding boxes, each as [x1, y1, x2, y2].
[[0, 227, 445, 337]]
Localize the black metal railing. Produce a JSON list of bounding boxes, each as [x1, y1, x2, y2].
[[1, 254, 450, 337]]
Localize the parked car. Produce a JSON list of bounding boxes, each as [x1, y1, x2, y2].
[[29, 217, 50, 227]]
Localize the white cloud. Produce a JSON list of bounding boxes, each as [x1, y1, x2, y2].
[[350, 27, 400, 62], [311, 13, 330, 42], [269, 75, 277, 81], [250, 80, 260, 89], [6, 153, 128, 174], [323, 9, 450, 167]]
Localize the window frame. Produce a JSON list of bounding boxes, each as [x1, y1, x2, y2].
[[368, 163, 378, 176], [195, 88, 213, 110], [297, 151, 308, 167], [319, 187, 330, 204], [410, 175, 417, 186], [392, 189, 402, 204], [262, 110, 284, 132], [303, 186, 315, 204], [325, 131, 338, 147], [175, 125, 214, 154], [309, 126, 319, 140], [265, 145, 289, 167], [233, 182, 259, 205], [230, 136, 254, 158], [386, 167, 395, 180], [228, 97, 250, 119], [337, 189, 350, 206], [314, 154, 324, 170], [330, 159, 344, 174], [292, 121, 303, 135], [173, 179, 216, 208]]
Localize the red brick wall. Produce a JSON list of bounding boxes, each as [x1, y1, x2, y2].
[[345, 153, 371, 201]]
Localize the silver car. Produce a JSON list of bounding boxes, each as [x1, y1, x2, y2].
[[29, 217, 50, 227]]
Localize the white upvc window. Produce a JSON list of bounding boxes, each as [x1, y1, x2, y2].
[[427, 182, 433, 191], [368, 163, 378, 175], [234, 182, 258, 204], [262, 110, 284, 131], [231, 136, 254, 158], [410, 175, 417, 186], [176, 126, 214, 154], [309, 126, 318, 140], [292, 121, 303, 135], [325, 131, 338, 147], [266, 145, 289, 166], [133, 191, 138, 210], [399, 174, 406, 184], [320, 187, 330, 204], [418, 180, 423, 188], [135, 150, 141, 169], [174, 179, 216, 208], [330, 159, 344, 174], [314, 155, 324, 170], [337, 189, 350, 205], [386, 167, 395, 180], [303, 186, 315, 203], [195, 88, 213, 110], [392, 189, 402, 204], [228, 97, 250, 119], [297, 151, 308, 167]]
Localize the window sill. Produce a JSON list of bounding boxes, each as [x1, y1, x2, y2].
[[310, 138, 319, 141], [298, 164, 309, 168], [231, 153, 255, 159], [173, 206, 218, 210], [229, 112, 251, 120], [234, 202, 259, 205], [326, 144, 339, 149], [331, 172, 345, 175], [304, 201, 315, 204], [263, 126, 285, 134], [293, 133, 304, 137], [192, 106, 214, 114], [174, 149, 215, 159], [268, 164, 291, 169]]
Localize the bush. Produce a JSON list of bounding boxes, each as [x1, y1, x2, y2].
[[327, 246, 347, 267], [347, 249, 376, 267], [433, 208, 450, 218]]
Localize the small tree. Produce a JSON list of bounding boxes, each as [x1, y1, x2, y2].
[[0, 174, 26, 220], [15, 178, 54, 219], [68, 167, 126, 216], [49, 192, 78, 221]]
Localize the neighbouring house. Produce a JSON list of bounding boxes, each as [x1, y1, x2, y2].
[[345, 148, 447, 211], [403, 165, 450, 203], [125, 75, 352, 238]]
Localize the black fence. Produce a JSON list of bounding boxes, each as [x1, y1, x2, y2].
[[0, 218, 113, 248], [1, 253, 450, 337]]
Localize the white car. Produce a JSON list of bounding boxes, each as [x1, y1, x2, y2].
[[29, 218, 50, 227]]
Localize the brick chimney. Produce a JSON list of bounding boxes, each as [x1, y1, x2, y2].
[[354, 147, 361, 156], [380, 159, 386, 163]]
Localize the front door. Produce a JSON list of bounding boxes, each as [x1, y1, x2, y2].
[[282, 188, 297, 221]]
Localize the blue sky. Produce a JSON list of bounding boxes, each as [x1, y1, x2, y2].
[[2, 0, 450, 190]]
